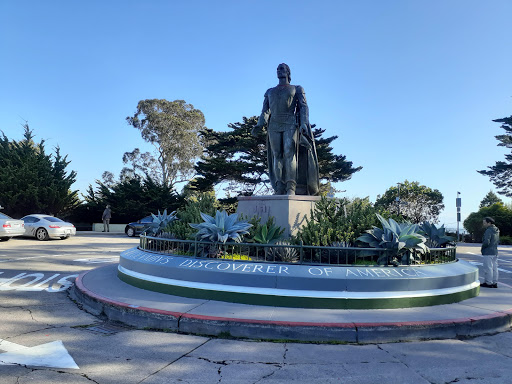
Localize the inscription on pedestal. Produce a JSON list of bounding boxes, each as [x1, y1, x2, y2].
[[252, 203, 270, 222], [237, 195, 321, 238]]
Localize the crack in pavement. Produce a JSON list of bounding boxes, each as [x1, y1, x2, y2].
[[251, 342, 288, 384], [377, 344, 435, 384], [2, 325, 64, 341], [136, 337, 212, 384]]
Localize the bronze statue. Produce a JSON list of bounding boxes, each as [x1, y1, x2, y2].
[[252, 63, 319, 195]]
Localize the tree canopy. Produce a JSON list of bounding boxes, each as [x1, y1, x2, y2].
[[478, 115, 512, 197], [374, 180, 444, 223], [464, 202, 512, 240], [0, 124, 79, 217], [126, 99, 206, 190], [190, 116, 362, 195], [73, 175, 183, 225], [479, 191, 503, 208]]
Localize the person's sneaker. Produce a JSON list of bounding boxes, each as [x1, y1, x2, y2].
[[480, 282, 493, 288], [491, 283, 498, 288]]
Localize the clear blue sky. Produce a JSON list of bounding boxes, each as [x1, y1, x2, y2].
[[1, 0, 511, 229]]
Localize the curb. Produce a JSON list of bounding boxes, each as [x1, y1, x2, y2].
[[71, 268, 512, 344]]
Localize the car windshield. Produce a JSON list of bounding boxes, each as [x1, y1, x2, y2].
[[0, 213, 12, 219], [43, 217, 65, 223], [141, 216, 152, 223]]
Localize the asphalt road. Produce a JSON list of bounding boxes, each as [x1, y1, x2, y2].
[[456, 243, 512, 288], [0, 234, 511, 384]]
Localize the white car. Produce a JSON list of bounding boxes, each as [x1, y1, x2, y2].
[[22, 214, 76, 241], [0, 213, 25, 241]]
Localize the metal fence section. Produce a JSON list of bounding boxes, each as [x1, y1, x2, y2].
[[138, 235, 457, 266]]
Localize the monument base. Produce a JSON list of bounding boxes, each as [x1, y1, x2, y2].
[[237, 195, 321, 238], [117, 247, 480, 309]]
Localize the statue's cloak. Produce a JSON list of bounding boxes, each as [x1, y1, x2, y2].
[[267, 122, 319, 196]]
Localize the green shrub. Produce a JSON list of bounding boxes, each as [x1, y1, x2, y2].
[[251, 218, 285, 244], [294, 196, 382, 247], [166, 193, 219, 239], [500, 235, 512, 245], [463, 203, 512, 239]]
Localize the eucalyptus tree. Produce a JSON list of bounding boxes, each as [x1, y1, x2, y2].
[[126, 99, 206, 190], [375, 180, 444, 223]]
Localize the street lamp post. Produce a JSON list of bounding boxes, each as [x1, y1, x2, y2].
[[396, 183, 402, 216], [456, 192, 462, 242]]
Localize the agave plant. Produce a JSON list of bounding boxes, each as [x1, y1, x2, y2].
[[189, 210, 252, 244], [419, 221, 455, 248], [253, 222, 285, 244], [357, 214, 427, 265], [143, 210, 179, 237], [269, 240, 299, 262]]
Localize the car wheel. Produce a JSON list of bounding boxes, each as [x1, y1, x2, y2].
[[126, 227, 135, 237], [36, 228, 49, 241], [0, 237, 11, 241]]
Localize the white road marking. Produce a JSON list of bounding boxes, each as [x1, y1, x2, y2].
[[0, 272, 78, 292], [0, 254, 65, 263], [73, 257, 118, 264], [468, 261, 512, 274], [0, 338, 79, 369]]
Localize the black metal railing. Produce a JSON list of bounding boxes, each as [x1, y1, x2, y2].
[[138, 235, 457, 266]]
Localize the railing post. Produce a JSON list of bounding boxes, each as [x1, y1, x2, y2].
[[299, 241, 304, 264]]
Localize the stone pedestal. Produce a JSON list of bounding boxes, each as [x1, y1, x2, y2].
[[237, 195, 321, 238]]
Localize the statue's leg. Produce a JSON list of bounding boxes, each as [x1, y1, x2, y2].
[[283, 128, 298, 195], [268, 130, 285, 194]]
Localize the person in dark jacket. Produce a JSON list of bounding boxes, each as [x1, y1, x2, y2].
[[480, 216, 500, 288], [102, 205, 112, 232]]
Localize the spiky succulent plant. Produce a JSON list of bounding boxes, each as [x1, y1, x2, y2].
[[269, 240, 299, 262], [253, 222, 284, 244], [143, 210, 178, 237], [357, 214, 427, 265], [419, 221, 455, 248], [189, 210, 252, 243]]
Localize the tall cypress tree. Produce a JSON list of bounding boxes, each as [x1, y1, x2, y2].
[[190, 116, 362, 195], [478, 115, 512, 197], [0, 124, 79, 217], [77, 175, 183, 224]]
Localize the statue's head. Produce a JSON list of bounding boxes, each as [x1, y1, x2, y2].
[[277, 63, 291, 82]]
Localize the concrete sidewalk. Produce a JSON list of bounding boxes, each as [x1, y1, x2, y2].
[[71, 264, 512, 344]]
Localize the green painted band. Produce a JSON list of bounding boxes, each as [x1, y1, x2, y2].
[[118, 270, 479, 310]]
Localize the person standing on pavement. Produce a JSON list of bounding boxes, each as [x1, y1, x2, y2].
[[102, 205, 112, 232], [480, 216, 500, 288]]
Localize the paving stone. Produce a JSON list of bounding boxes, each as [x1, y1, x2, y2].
[[380, 339, 512, 384], [465, 330, 512, 357], [140, 356, 222, 384], [189, 338, 286, 364], [17, 370, 93, 384], [284, 343, 398, 364]]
